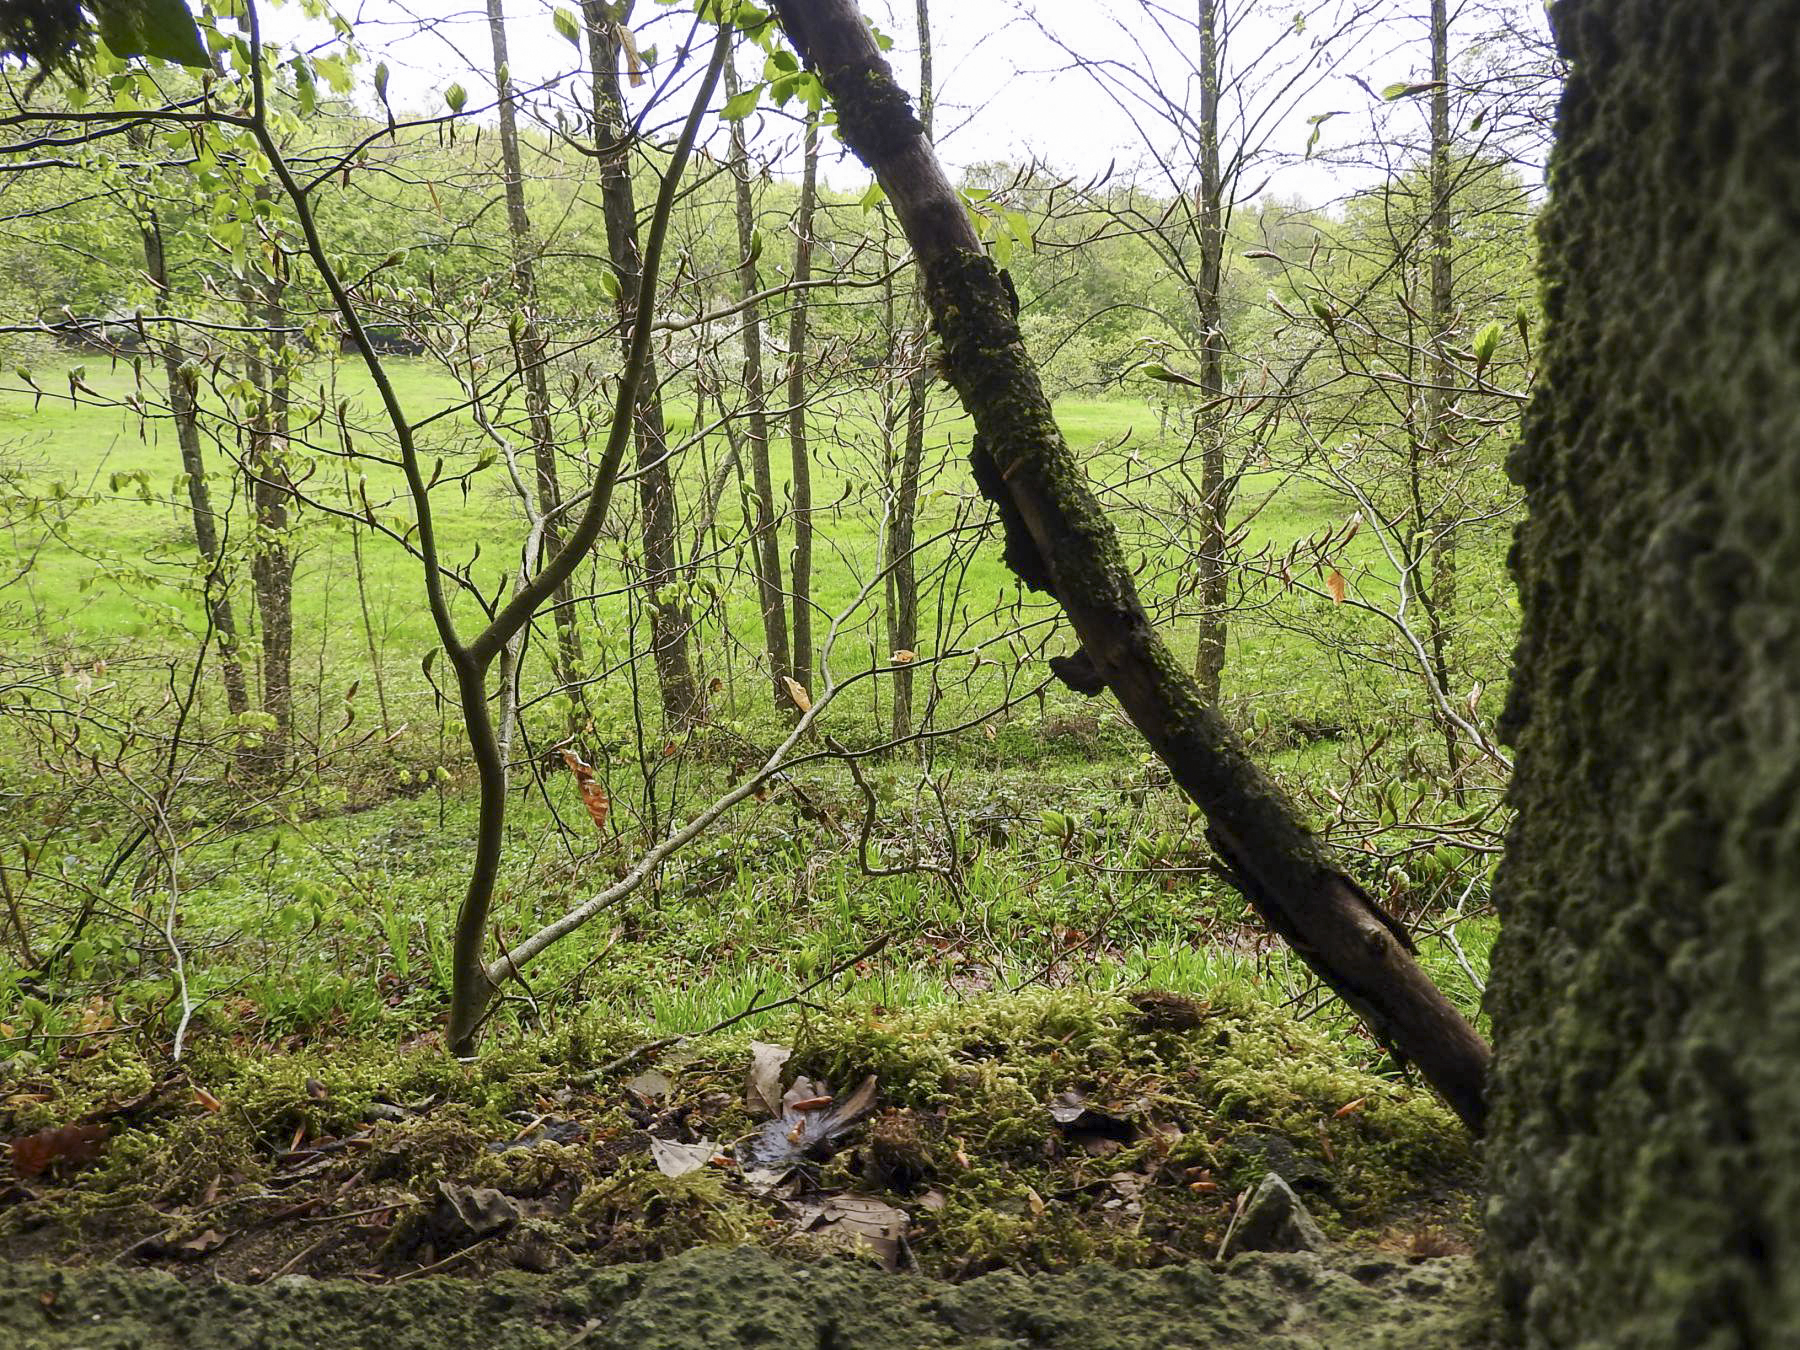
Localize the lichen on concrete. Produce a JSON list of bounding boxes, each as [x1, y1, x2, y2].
[[1485, 1, 1800, 1344], [0, 1245, 1494, 1349]]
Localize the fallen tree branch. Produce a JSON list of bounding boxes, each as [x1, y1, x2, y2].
[[765, 0, 1490, 1132]]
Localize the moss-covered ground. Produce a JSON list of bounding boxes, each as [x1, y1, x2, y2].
[[1, 986, 1477, 1294]]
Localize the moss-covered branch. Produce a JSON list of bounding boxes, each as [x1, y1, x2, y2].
[[766, 0, 1491, 1133]]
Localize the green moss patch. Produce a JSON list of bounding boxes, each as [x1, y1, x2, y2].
[[1, 989, 1475, 1284]]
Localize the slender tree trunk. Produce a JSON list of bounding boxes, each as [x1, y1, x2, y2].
[[584, 1, 701, 726], [140, 211, 250, 720], [487, 0, 586, 717], [725, 60, 793, 709], [1191, 0, 1230, 704], [769, 0, 1489, 1131], [786, 115, 819, 691], [340, 454, 393, 737], [242, 251, 293, 774], [1423, 0, 1464, 796], [887, 0, 932, 741], [429, 27, 729, 1052]]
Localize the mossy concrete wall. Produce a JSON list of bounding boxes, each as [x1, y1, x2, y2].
[[1486, 1, 1800, 1345], [0, 1248, 1491, 1349]]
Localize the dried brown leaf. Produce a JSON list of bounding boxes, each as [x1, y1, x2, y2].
[[781, 676, 813, 713], [616, 22, 646, 86], [561, 750, 610, 832], [650, 1137, 719, 1178], [7, 1124, 108, 1178]]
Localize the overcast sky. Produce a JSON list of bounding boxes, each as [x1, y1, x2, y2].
[[301, 0, 1542, 206]]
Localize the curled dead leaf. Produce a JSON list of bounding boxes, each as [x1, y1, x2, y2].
[[781, 676, 813, 713], [175, 1227, 227, 1256], [1326, 569, 1348, 605], [616, 22, 646, 86], [788, 1194, 908, 1270], [560, 750, 611, 833]]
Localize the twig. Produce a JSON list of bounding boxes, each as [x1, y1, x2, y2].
[[392, 1231, 501, 1281], [825, 735, 954, 883], [1215, 1187, 1251, 1264], [0, 858, 35, 966], [597, 934, 891, 1075], [262, 1233, 332, 1281]]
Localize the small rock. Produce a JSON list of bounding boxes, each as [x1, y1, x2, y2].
[[1126, 990, 1209, 1032], [1231, 1172, 1328, 1255], [434, 1181, 523, 1239]]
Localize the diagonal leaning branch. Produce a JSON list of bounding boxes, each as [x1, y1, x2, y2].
[[766, 0, 1491, 1132]]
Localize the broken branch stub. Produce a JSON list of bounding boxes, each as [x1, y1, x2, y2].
[[764, 0, 1490, 1133]]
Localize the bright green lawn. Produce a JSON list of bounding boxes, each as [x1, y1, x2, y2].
[[0, 354, 1507, 1055]]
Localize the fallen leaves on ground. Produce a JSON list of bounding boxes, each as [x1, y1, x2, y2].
[[787, 1193, 909, 1269], [1047, 1089, 1140, 1153], [6, 1124, 108, 1178], [435, 1181, 525, 1239], [650, 1137, 724, 1179], [745, 1041, 792, 1118]]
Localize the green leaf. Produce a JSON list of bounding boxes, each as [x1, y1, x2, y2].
[[95, 0, 210, 67], [293, 58, 316, 115], [444, 81, 468, 113], [858, 181, 886, 211], [374, 61, 389, 102], [1139, 362, 1203, 388], [313, 53, 351, 92], [721, 85, 762, 120], [1383, 80, 1446, 101], [1304, 110, 1343, 158], [1473, 320, 1502, 374], [553, 6, 581, 44]]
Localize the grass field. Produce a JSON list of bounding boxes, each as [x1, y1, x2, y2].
[[0, 351, 1504, 1053], [0, 352, 1510, 738]]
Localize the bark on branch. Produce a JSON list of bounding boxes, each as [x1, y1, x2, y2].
[[766, 0, 1491, 1132]]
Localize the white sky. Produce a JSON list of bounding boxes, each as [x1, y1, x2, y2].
[[293, 0, 1543, 205]]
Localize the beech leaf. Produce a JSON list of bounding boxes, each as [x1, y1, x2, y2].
[[561, 750, 610, 832], [782, 676, 812, 713]]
